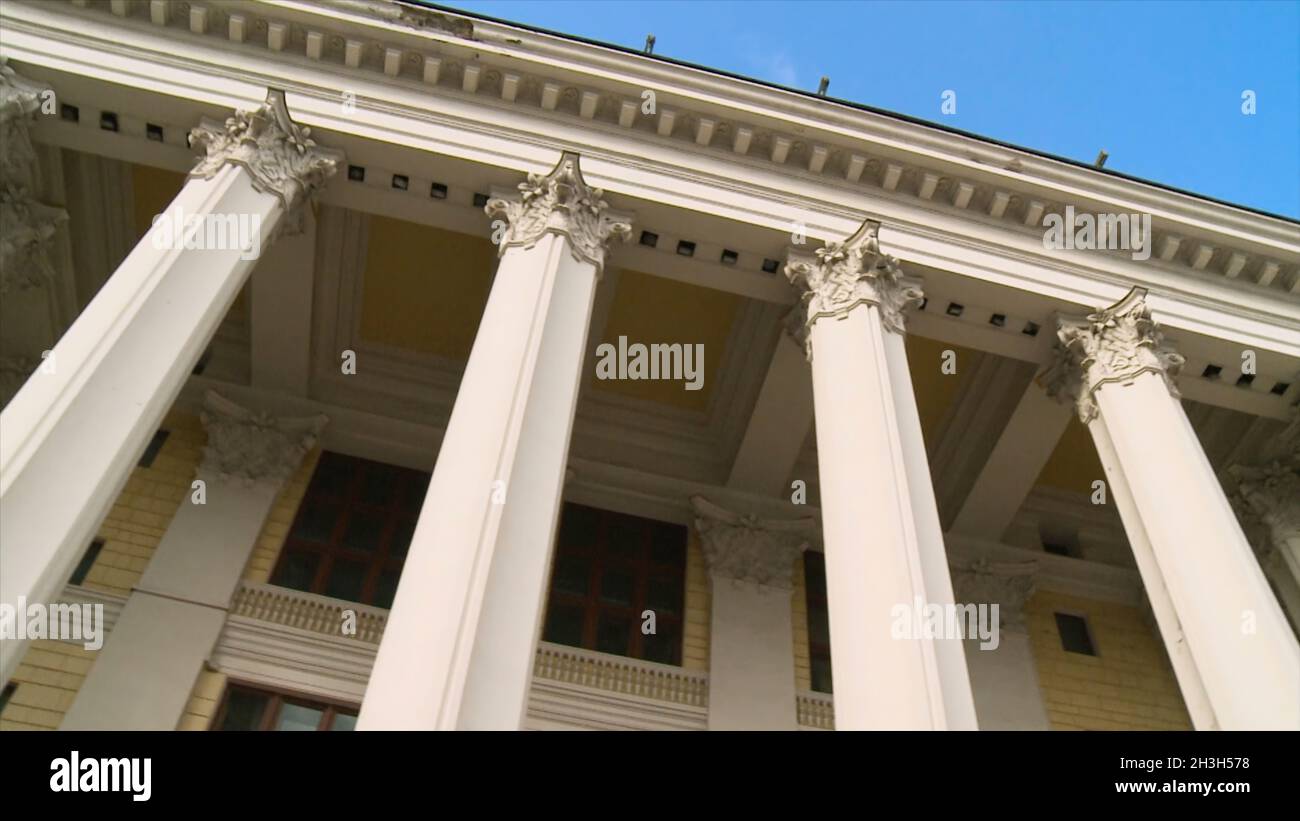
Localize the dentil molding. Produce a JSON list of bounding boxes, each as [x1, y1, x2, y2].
[[485, 151, 633, 276], [783, 220, 925, 359], [690, 495, 817, 590], [198, 390, 329, 486], [1044, 287, 1185, 424]]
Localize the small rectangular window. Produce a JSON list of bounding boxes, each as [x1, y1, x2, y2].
[[69, 539, 105, 585], [138, 429, 170, 468], [1055, 612, 1097, 656], [804, 552, 833, 694]]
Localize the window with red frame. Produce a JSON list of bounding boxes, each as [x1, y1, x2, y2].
[[270, 451, 429, 608], [212, 684, 357, 731], [541, 503, 687, 665]]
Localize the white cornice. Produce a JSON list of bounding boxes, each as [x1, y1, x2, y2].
[[2, 0, 1297, 351]]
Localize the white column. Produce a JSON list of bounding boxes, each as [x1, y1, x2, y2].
[[784, 220, 975, 729], [691, 496, 816, 730], [62, 392, 326, 729], [1046, 288, 1300, 729], [0, 90, 341, 682], [952, 559, 1050, 730], [357, 153, 632, 730]]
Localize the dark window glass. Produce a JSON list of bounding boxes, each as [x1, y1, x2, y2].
[[598, 567, 634, 605], [552, 555, 590, 596], [804, 552, 833, 694], [294, 500, 339, 544], [216, 689, 270, 731], [540, 503, 688, 665], [373, 567, 401, 610], [69, 539, 105, 585], [270, 452, 428, 606], [542, 603, 585, 647], [323, 558, 367, 602], [274, 550, 321, 592], [596, 614, 631, 656], [1055, 613, 1097, 655], [138, 429, 170, 468], [0, 683, 17, 715]]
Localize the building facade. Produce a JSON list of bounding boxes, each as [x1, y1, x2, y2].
[[0, 0, 1297, 731]]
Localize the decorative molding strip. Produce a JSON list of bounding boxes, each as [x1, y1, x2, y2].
[[532, 641, 709, 708], [228, 581, 387, 643], [17, 0, 1295, 296], [55, 583, 126, 644], [221, 582, 710, 727]]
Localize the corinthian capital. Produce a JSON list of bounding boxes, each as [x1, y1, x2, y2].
[[1044, 287, 1184, 423], [198, 391, 328, 486], [0, 57, 44, 189], [1231, 461, 1300, 547], [485, 151, 632, 276], [950, 558, 1037, 633], [0, 189, 66, 294], [690, 496, 817, 590], [189, 89, 343, 218], [783, 220, 923, 359]]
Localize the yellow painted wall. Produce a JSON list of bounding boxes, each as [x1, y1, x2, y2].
[[682, 531, 711, 671], [177, 670, 228, 731], [357, 217, 495, 359], [594, 269, 741, 412], [0, 642, 98, 730], [85, 410, 204, 597], [1026, 590, 1191, 730]]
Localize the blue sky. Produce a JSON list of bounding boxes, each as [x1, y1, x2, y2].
[[434, 1, 1300, 218]]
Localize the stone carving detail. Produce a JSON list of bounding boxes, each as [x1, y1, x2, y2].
[[0, 57, 42, 188], [484, 151, 632, 276], [690, 495, 817, 589], [1044, 287, 1184, 424], [199, 391, 329, 485], [189, 89, 343, 221], [0, 191, 66, 293], [1228, 413, 1300, 553], [950, 558, 1037, 633], [783, 220, 923, 359], [0, 58, 65, 295]]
